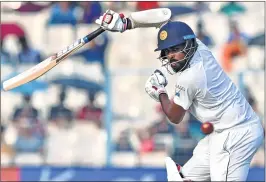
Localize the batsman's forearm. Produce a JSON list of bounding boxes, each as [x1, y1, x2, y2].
[[159, 93, 172, 120], [159, 94, 183, 124]]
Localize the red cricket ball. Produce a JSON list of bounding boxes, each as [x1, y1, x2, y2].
[[201, 122, 214, 134]]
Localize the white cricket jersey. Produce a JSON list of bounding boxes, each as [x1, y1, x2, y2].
[[173, 39, 259, 131]]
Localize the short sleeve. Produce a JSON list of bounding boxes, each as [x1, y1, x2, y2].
[[173, 74, 197, 110]]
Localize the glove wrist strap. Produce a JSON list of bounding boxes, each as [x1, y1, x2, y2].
[[158, 88, 167, 96], [126, 18, 132, 30]]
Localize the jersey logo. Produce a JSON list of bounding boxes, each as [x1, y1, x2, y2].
[[175, 85, 185, 97], [176, 85, 185, 92]]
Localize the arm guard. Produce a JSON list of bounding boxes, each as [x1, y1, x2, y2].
[[127, 8, 171, 29]]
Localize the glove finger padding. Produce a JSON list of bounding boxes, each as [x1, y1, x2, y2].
[[145, 77, 167, 102], [154, 69, 168, 86], [102, 13, 113, 24], [95, 10, 114, 25], [154, 72, 167, 86], [149, 72, 167, 88], [95, 16, 103, 25], [107, 13, 120, 30], [145, 84, 160, 102], [95, 9, 127, 33]]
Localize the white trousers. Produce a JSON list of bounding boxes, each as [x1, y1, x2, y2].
[[181, 121, 264, 181]]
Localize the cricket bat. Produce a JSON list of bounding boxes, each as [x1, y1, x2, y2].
[[3, 8, 171, 91], [2, 27, 105, 91]]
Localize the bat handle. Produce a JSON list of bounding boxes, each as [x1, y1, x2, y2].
[[83, 27, 105, 43]]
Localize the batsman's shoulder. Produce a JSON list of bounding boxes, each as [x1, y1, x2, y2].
[[177, 62, 205, 87], [183, 62, 203, 77]]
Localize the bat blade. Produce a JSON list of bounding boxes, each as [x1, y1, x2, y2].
[[3, 56, 57, 91], [3, 41, 84, 91], [3, 27, 105, 91]]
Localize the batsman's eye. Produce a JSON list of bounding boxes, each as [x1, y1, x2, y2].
[[166, 44, 186, 55], [164, 50, 170, 55], [165, 48, 181, 56]]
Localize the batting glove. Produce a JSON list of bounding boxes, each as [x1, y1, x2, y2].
[[95, 9, 128, 33], [145, 69, 168, 102]]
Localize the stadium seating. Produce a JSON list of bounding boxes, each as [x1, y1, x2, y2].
[[139, 151, 167, 167], [14, 153, 43, 165], [3, 35, 20, 55], [1, 153, 12, 166], [45, 25, 76, 55], [46, 126, 78, 165], [112, 152, 138, 167]]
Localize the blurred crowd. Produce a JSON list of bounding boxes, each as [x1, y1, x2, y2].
[[1, 2, 264, 167]]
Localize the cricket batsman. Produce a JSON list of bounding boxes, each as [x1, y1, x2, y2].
[[95, 9, 264, 181]]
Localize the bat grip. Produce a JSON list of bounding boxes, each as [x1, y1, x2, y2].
[[83, 27, 105, 43]]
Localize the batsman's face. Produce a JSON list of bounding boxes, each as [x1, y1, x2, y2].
[[165, 44, 186, 63]]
